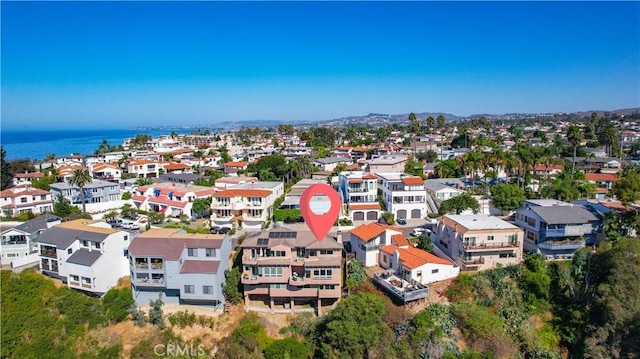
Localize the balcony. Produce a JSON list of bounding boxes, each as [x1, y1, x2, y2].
[[538, 239, 586, 251], [69, 280, 80, 287], [81, 283, 92, 289], [463, 241, 520, 251], [545, 226, 585, 238], [348, 187, 368, 193], [242, 274, 261, 285], [135, 263, 149, 270], [359, 242, 384, 251], [291, 257, 305, 266], [40, 248, 57, 258], [462, 257, 485, 265]]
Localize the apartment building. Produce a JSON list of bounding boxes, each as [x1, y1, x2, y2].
[[133, 182, 215, 218], [0, 187, 54, 218], [128, 228, 231, 306], [38, 220, 131, 295], [0, 213, 61, 266], [433, 214, 524, 271], [514, 199, 602, 260], [240, 227, 343, 315], [210, 181, 284, 230], [377, 173, 428, 220], [338, 171, 381, 221]]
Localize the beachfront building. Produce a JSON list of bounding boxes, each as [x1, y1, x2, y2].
[[210, 182, 284, 230], [0, 213, 61, 267], [38, 220, 131, 295], [0, 187, 54, 218], [128, 228, 232, 306], [377, 173, 429, 220], [90, 163, 122, 181], [133, 182, 216, 218], [338, 171, 381, 222], [240, 227, 342, 315], [378, 240, 459, 285], [50, 179, 122, 213], [12, 172, 44, 187], [433, 214, 524, 271]]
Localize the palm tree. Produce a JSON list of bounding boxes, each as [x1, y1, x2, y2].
[[566, 125, 584, 180], [597, 122, 619, 157], [408, 112, 420, 154], [68, 169, 93, 213], [426, 116, 435, 133]]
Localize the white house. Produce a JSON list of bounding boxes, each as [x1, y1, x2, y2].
[[338, 171, 381, 221], [0, 187, 54, 218], [128, 228, 232, 306], [378, 243, 459, 285], [377, 173, 429, 220], [38, 219, 131, 295], [349, 222, 403, 267], [133, 182, 216, 218], [0, 213, 61, 267], [210, 182, 284, 230]]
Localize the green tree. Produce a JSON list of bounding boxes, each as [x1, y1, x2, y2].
[[416, 150, 438, 163], [53, 193, 77, 217], [68, 169, 93, 213], [148, 294, 165, 329], [404, 159, 424, 177], [102, 287, 134, 323], [121, 191, 132, 200], [1, 147, 12, 190], [438, 194, 480, 215], [434, 159, 463, 178], [31, 175, 56, 191], [417, 234, 434, 252], [611, 166, 640, 205], [490, 183, 526, 211], [134, 177, 153, 186], [316, 291, 386, 358], [566, 125, 584, 179], [263, 338, 311, 359], [222, 267, 243, 304], [191, 196, 212, 218]]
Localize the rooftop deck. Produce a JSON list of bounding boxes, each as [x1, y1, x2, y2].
[[373, 270, 429, 303]]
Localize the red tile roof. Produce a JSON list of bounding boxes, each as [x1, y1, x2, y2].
[[348, 203, 381, 210], [163, 163, 191, 170], [380, 245, 454, 269], [585, 173, 618, 182], [350, 222, 401, 243], [180, 260, 221, 274], [348, 179, 364, 184], [402, 177, 424, 185], [362, 174, 378, 179], [211, 189, 272, 198], [147, 197, 188, 208], [0, 188, 50, 198], [391, 234, 411, 247], [224, 161, 248, 167], [14, 172, 44, 179]]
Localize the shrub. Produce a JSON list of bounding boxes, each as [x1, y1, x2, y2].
[[148, 295, 165, 329], [167, 310, 197, 328], [121, 191, 132, 200], [381, 212, 395, 225], [102, 287, 134, 323]]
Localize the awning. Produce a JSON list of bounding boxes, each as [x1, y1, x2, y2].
[[153, 189, 161, 196], [158, 207, 167, 214], [168, 191, 174, 199]]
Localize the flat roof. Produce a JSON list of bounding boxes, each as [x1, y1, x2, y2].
[[444, 214, 519, 231]]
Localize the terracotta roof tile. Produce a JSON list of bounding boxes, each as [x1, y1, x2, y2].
[[380, 245, 454, 269], [391, 234, 411, 247], [585, 173, 619, 182], [224, 161, 248, 167], [402, 177, 424, 185], [350, 222, 401, 242], [347, 203, 381, 210]]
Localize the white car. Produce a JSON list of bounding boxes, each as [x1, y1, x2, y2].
[[122, 222, 140, 231], [410, 227, 431, 237]]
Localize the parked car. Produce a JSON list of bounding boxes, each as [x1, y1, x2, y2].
[[209, 227, 220, 234], [410, 227, 431, 237], [123, 222, 140, 231], [397, 217, 407, 225], [219, 227, 231, 234], [107, 219, 123, 228]]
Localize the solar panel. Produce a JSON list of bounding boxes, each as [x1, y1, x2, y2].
[[268, 231, 297, 239], [257, 238, 269, 246]]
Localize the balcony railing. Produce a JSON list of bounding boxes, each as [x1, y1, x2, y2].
[[69, 281, 80, 287], [545, 226, 586, 238], [150, 263, 164, 271], [538, 240, 586, 251], [462, 257, 485, 265], [135, 263, 149, 270], [463, 241, 519, 250], [81, 283, 92, 289], [359, 243, 384, 251], [40, 250, 57, 258]]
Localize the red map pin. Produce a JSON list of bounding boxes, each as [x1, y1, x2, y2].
[[299, 183, 341, 241]]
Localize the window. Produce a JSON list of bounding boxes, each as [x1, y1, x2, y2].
[[312, 268, 332, 279], [320, 250, 333, 255], [67, 248, 73, 254], [382, 255, 387, 264], [203, 285, 214, 295], [123, 249, 129, 257], [70, 275, 79, 281], [526, 217, 536, 227], [217, 209, 231, 217], [487, 235, 495, 241], [417, 270, 422, 277], [319, 285, 335, 290], [267, 250, 285, 257], [20, 197, 27, 203], [308, 250, 317, 257], [184, 285, 195, 294], [432, 269, 439, 274], [82, 277, 91, 284], [93, 242, 100, 249], [188, 248, 198, 257], [205, 248, 216, 257], [269, 283, 286, 289], [40, 195, 47, 200], [124, 235, 129, 241], [218, 198, 230, 206], [262, 266, 283, 277]]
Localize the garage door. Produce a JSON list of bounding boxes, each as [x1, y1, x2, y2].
[[411, 209, 421, 219], [366, 211, 378, 220], [353, 212, 365, 221], [397, 210, 407, 219]]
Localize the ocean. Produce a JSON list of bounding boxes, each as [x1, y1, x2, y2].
[[1, 129, 187, 161]]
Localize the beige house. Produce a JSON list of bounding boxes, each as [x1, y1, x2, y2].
[[433, 214, 523, 271], [240, 227, 342, 315]]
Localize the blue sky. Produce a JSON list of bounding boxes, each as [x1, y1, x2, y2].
[[1, 1, 639, 130]]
